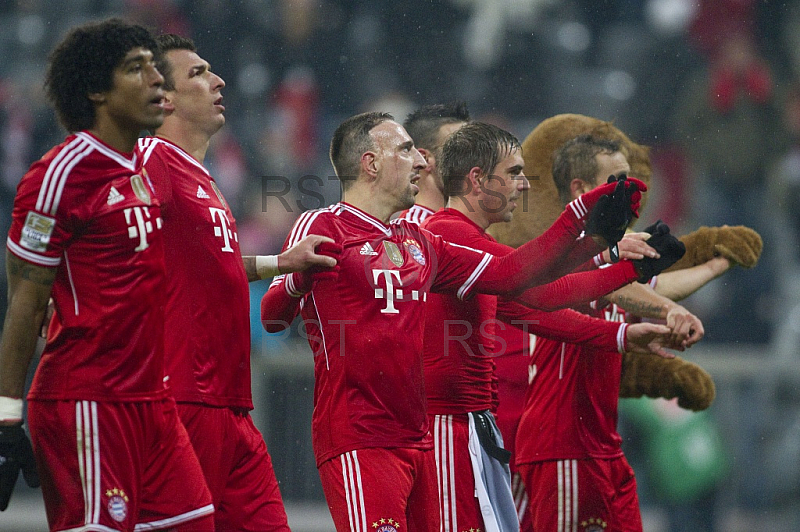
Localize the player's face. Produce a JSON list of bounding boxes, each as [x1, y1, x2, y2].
[[590, 151, 630, 190], [428, 121, 467, 194], [163, 49, 226, 135], [102, 47, 165, 132], [481, 147, 528, 224], [371, 120, 426, 212]]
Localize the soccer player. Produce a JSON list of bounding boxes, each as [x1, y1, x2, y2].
[[397, 101, 471, 223], [420, 123, 687, 531], [0, 19, 214, 530], [260, 112, 655, 531], [135, 34, 336, 531], [513, 134, 704, 532]]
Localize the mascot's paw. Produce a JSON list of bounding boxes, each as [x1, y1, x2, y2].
[[664, 225, 763, 272], [619, 352, 716, 411]]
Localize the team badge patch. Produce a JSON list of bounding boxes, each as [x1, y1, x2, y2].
[[130, 174, 151, 205], [403, 238, 425, 265], [20, 211, 56, 252], [580, 517, 607, 531], [105, 488, 129, 522], [372, 517, 400, 531], [383, 241, 404, 267]]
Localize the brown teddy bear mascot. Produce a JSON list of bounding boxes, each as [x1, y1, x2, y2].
[[489, 113, 763, 410]]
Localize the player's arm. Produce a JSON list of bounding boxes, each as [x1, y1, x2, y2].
[[242, 234, 339, 282], [0, 254, 55, 406], [497, 300, 677, 358], [652, 256, 731, 302], [0, 254, 49, 510], [605, 281, 704, 348]]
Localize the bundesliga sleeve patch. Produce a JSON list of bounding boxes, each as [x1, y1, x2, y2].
[[20, 211, 56, 252]]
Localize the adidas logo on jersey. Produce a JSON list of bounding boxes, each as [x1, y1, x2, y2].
[[360, 242, 378, 255], [197, 186, 211, 199], [107, 186, 124, 205]]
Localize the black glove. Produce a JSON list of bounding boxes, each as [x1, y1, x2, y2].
[[633, 220, 686, 282], [0, 424, 40, 511], [584, 174, 641, 262]]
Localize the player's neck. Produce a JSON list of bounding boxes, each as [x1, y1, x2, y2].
[[342, 187, 395, 224], [446, 195, 490, 230], [155, 120, 212, 163], [87, 121, 139, 154], [414, 188, 444, 212]]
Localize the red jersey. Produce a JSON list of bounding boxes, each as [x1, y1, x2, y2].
[[137, 137, 252, 409], [420, 209, 633, 415], [8, 132, 168, 401], [264, 203, 493, 466], [515, 301, 628, 465]]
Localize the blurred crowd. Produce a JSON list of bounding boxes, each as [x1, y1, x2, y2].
[[1, 0, 799, 344]]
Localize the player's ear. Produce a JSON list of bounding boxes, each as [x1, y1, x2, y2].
[[570, 178, 591, 200], [361, 151, 379, 180], [466, 166, 484, 194]]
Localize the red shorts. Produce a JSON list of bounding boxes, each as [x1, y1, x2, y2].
[[318, 447, 440, 532], [177, 403, 289, 531], [27, 398, 213, 531], [518, 456, 642, 532], [510, 471, 532, 532], [430, 414, 484, 532]]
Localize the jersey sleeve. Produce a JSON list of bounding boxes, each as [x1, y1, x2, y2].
[[495, 300, 626, 353], [260, 209, 335, 327], [514, 260, 639, 311], [7, 160, 76, 267]]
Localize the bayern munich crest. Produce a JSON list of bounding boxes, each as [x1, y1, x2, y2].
[[105, 488, 129, 522], [404, 239, 425, 265]]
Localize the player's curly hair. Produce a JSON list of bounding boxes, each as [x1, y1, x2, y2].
[[155, 34, 197, 91], [439, 122, 521, 199], [45, 18, 158, 132], [330, 111, 393, 190], [403, 101, 470, 151], [552, 134, 621, 205]]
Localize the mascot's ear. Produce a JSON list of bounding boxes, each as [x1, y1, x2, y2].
[[487, 113, 652, 248]]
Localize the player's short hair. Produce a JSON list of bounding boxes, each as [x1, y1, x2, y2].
[[155, 34, 197, 91], [439, 122, 521, 199], [45, 18, 158, 132], [330, 111, 393, 190], [403, 102, 470, 151], [553, 134, 621, 205]]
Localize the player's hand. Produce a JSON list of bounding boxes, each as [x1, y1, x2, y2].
[[624, 322, 679, 358], [666, 305, 704, 349], [576, 175, 647, 257], [632, 220, 686, 282], [0, 423, 40, 511], [600, 232, 659, 263], [278, 235, 339, 274], [284, 241, 342, 297]]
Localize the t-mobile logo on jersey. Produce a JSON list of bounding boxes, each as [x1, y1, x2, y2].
[[372, 269, 427, 314], [124, 206, 161, 252], [209, 207, 237, 253]]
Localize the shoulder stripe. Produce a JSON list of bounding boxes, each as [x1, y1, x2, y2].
[[40, 140, 94, 215], [36, 137, 85, 213], [6, 238, 61, 267]]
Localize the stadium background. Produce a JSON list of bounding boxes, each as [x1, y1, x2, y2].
[[1, 0, 800, 530]]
